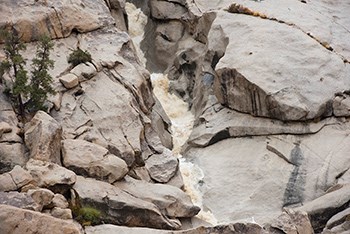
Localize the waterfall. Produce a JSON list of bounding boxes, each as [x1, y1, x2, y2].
[[125, 2, 218, 225]]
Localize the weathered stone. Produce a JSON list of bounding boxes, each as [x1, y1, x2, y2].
[[0, 0, 115, 42], [333, 94, 350, 117], [213, 11, 348, 121], [26, 159, 76, 193], [24, 111, 62, 164], [51, 207, 73, 220], [188, 104, 341, 147], [146, 149, 179, 183], [150, 0, 188, 20], [70, 62, 97, 81], [0, 166, 33, 192], [0, 121, 12, 138], [0, 191, 40, 211], [184, 121, 350, 224], [49, 193, 69, 209], [268, 210, 314, 234], [325, 208, 350, 231], [59, 73, 79, 89], [73, 176, 181, 230], [85, 222, 263, 234], [0, 142, 26, 174], [0, 173, 17, 192], [9, 165, 33, 189], [294, 184, 350, 232], [27, 188, 55, 211], [0, 204, 82, 234], [115, 176, 200, 218], [62, 139, 128, 183], [150, 98, 173, 149]]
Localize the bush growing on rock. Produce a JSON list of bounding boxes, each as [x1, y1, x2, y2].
[[73, 206, 102, 226], [67, 48, 92, 66], [0, 29, 55, 119]]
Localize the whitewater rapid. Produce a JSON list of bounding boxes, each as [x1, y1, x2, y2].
[[125, 3, 217, 225]]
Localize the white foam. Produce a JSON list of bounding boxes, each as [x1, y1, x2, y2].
[[126, 3, 218, 226]]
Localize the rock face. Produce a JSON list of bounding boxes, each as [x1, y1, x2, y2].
[[62, 139, 128, 183], [1, 0, 350, 233], [138, 0, 350, 232], [115, 176, 200, 218], [26, 159, 76, 193], [0, 90, 26, 173], [0, 0, 115, 42], [0, 204, 82, 234], [24, 111, 62, 165], [72, 176, 181, 230], [0, 165, 33, 192]]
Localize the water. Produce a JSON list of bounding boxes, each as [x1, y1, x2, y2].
[[126, 3, 217, 225]]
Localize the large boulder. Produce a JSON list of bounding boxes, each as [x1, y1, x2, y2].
[[115, 176, 200, 218], [26, 159, 76, 193], [0, 204, 82, 234], [294, 184, 350, 233], [0, 0, 115, 42], [145, 148, 179, 183], [24, 111, 62, 165], [62, 139, 128, 183], [72, 176, 181, 230], [212, 11, 348, 121], [0, 191, 41, 211], [85, 222, 263, 234], [0, 165, 33, 192]]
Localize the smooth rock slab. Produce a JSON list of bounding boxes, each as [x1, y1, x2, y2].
[[73, 176, 181, 230], [184, 121, 350, 224], [212, 11, 348, 121], [0, 204, 82, 234], [115, 176, 200, 218], [62, 139, 128, 183]]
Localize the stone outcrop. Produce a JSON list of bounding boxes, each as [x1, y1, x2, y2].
[[24, 111, 62, 165], [72, 176, 181, 230], [0, 90, 26, 173], [0, 0, 115, 42], [1, 0, 350, 233], [145, 148, 179, 183], [26, 159, 76, 193], [62, 139, 128, 183], [0, 165, 33, 192], [0, 204, 82, 234], [115, 176, 200, 218]]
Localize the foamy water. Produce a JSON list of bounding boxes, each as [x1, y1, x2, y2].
[[126, 3, 217, 225]]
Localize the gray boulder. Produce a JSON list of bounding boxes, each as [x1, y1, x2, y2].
[[62, 139, 128, 183]]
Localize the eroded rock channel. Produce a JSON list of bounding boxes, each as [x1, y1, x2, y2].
[[0, 0, 349, 233]]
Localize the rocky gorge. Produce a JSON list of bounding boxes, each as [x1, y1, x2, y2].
[[0, 0, 349, 233]]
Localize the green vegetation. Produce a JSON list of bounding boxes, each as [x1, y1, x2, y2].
[[0, 29, 55, 119], [67, 48, 92, 66], [73, 206, 102, 226]]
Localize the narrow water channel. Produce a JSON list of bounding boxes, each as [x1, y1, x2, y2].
[[125, 2, 217, 225]]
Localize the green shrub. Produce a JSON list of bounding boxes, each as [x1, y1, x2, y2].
[[74, 206, 101, 226], [67, 48, 92, 66]]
